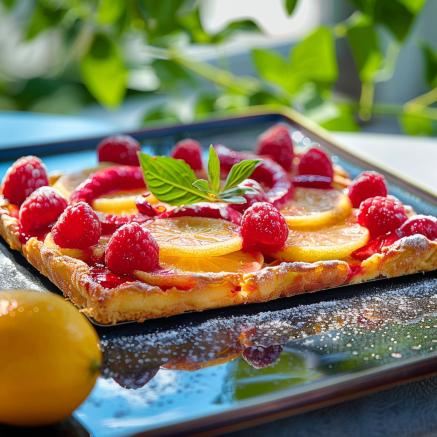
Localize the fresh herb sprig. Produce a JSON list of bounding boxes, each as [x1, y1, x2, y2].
[[139, 146, 261, 206]]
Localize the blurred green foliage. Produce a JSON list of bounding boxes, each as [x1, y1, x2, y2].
[[0, 0, 436, 134]]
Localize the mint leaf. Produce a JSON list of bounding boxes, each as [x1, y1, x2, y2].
[[192, 179, 213, 193], [222, 159, 261, 192], [285, 0, 299, 15], [207, 146, 221, 193], [218, 195, 247, 204], [139, 153, 211, 206]]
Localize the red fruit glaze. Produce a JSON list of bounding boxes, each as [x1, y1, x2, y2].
[[351, 232, 400, 261], [171, 138, 203, 171], [291, 174, 333, 189], [19, 187, 68, 233], [70, 166, 146, 205], [90, 266, 139, 289], [160, 202, 242, 225], [97, 135, 141, 166], [1, 156, 49, 205], [215, 144, 294, 209], [52, 202, 101, 249], [231, 179, 270, 214], [398, 215, 437, 240], [348, 171, 388, 208], [135, 195, 158, 217], [242, 345, 283, 369], [357, 196, 408, 239], [96, 212, 152, 234], [255, 125, 294, 172], [241, 202, 289, 252], [298, 148, 334, 179], [105, 223, 159, 274]]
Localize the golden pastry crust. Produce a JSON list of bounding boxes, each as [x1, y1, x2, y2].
[[350, 235, 437, 284], [2, 191, 437, 325], [0, 197, 21, 251]]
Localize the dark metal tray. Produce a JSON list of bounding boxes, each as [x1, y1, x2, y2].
[[2, 107, 437, 437]]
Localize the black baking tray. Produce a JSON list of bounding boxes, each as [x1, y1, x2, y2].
[[2, 107, 437, 437]]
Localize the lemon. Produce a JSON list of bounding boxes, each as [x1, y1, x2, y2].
[[280, 187, 352, 229], [144, 217, 243, 257], [0, 290, 101, 427], [271, 219, 370, 262], [159, 250, 263, 274]]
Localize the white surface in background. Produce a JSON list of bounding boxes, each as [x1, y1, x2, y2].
[[334, 132, 437, 193]]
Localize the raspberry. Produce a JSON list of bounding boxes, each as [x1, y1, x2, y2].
[[171, 139, 203, 171], [398, 215, 437, 240], [135, 194, 158, 217], [97, 135, 141, 166], [241, 202, 289, 251], [1, 156, 49, 205], [52, 202, 101, 249], [105, 223, 159, 274], [298, 148, 333, 179], [348, 171, 388, 208], [242, 345, 283, 369], [19, 187, 68, 233], [231, 179, 270, 213], [255, 125, 294, 172], [357, 196, 408, 239]]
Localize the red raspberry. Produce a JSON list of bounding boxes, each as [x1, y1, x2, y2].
[[348, 171, 388, 208], [241, 202, 289, 251], [97, 135, 141, 166], [105, 223, 159, 274], [171, 139, 203, 171], [1, 156, 48, 205], [398, 215, 437, 240], [298, 148, 333, 179], [242, 345, 283, 369], [231, 179, 270, 213], [255, 125, 294, 172], [19, 187, 68, 233], [52, 202, 101, 249], [357, 196, 408, 239]]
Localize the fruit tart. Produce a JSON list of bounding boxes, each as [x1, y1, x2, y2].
[[1, 128, 437, 325]]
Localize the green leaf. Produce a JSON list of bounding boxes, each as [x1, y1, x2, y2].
[[179, 8, 212, 43], [80, 34, 127, 107], [152, 60, 195, 90], [1, 0, 18, 9], [420, 41, 437, 88], [347, 16, 383, 82], [252, 49, 291, 90], [213, 20, 261, 43], [218, 195, 246, 204], [139, 153, 211, 206], [196, 94, 217, 116], [285, 0, 299, 15], [222, 159, 261, 192], [399, 114, 433, 136], [26, 3, 65, 40], [249, 91, 288, 106], [308, 102, 360, 132], [346, 0, 426, 42], [97, 0, 125, 24], [207, 146, 221, 193], [143, 105, 180, 124], [192, 179, 213, 193], [290, 27, 338, 92]]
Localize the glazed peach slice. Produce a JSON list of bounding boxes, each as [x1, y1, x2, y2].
[[270, 218, 369, 263], [143, 217, 243, 257], [280, 187, 352, 229]]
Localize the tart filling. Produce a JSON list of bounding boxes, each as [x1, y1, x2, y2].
[[1, 127, 437, 324]]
